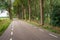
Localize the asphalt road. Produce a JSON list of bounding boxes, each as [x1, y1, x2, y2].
[[0, 20, 60, 40]]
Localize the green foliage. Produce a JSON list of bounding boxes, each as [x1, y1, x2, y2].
[[0, 0, 8, 10], [51, 5, 60, 27], [0, 19, 11, 36]]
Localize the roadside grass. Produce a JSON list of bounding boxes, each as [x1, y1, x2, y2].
[[43, 25, 58, 33], [26, 20, 60, 34], [0, 18, 11, 36]]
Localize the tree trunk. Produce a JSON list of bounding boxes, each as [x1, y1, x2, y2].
[[50, 0, 53, 24], [28, 0, 31, 21], [40, 0, 44, 25], [22, 4, 26, 20], [34, 0, 36, 20], [24, 8, 26, 20], [17, 5, 20, 19], [8, 7, 12, 20], [8, 0, 12, 20], [22, 4, 24, 19]]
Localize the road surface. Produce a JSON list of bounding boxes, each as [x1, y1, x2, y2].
[[0, 20, 60, 40]]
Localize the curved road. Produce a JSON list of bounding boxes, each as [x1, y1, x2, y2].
[[0, 20, 60, 40]]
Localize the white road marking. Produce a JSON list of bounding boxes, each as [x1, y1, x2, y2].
[[10, 38, 12, 40], [11, 31, 13, 36], [12, 25, 14, 28], [49, 34, 58, 38], [10, 25, 14, 40], [39, 29, 44, 32], [34, 27, 44, 32], [12, 26, 13, 28]]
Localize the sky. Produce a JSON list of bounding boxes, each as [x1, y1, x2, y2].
[[0, 10, 9, 17], [0, 0, 15, 17]]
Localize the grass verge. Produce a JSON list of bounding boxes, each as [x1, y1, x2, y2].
[[26, 20, 60, 34], [0, 18, 11, 36]]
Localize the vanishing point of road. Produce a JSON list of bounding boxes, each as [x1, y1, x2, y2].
[[0, 19, 60, 40]]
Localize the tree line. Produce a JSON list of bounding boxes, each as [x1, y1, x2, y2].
[[0, 0, 60, 27]]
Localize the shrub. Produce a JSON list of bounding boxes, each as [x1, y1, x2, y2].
[[50, 5, 60, 27]]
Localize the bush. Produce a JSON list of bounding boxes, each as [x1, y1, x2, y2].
[[50, 5, 60, 27]]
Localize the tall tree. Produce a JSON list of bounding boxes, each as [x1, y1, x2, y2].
[[28, 0, 31, 21], [7, 0, 13, 20], [22, 4, 24, 19], [21, 0, 27, 20], [13, 0, 22, 19], [50, 0, 53, 24], [40, 0, 44, 25]]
